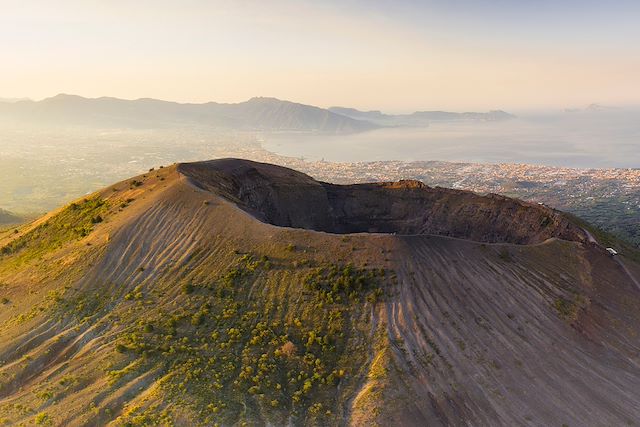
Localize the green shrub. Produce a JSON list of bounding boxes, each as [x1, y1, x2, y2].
[[35, 412, 51, 425]]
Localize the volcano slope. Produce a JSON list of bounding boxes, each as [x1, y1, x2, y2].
[[0, 159, 639, 426]]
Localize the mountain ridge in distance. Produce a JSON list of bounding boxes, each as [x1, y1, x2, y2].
[[329, 106, 516, 126], [0, 93, 517, 132], [0, 158, 639, 426], [0, 94, 377, 133], [0, 98, 31, 103], [0, 209, 22, 226]]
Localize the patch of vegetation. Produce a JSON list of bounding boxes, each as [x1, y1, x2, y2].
[[566, 212, 640, 263], [0, 197, 108, 264], [567, 199, 640, 249], [50, 289, 110, 322], [553, 295, 585, 321], [111, 254, 390, 426], [34, 412, 52, 425], [303, 264, 385, 305], [350, 325, 391, 424], [9, 287, 108, 327], [498, 248, 512, 262]]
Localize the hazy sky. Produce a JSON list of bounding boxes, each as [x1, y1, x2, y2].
[[1, 0, 639, 111]]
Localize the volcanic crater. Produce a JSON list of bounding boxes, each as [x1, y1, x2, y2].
[[178, 158, 587, 245], [1, 158, 639, 426]]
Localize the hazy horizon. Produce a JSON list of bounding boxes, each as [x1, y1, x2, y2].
[[2, 92, 639, 117], [2, 0, 639, 112]]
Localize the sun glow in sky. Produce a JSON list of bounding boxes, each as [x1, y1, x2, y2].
[[1, 0, 639, 111]]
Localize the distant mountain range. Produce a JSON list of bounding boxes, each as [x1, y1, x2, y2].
[[329, 106, 515, 126], [0, 97, 31, 103], [0, 95, 376, 133], [0, 208, 21, 226], [564, 103, 618, 113], [0, 94, 515, 133]]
